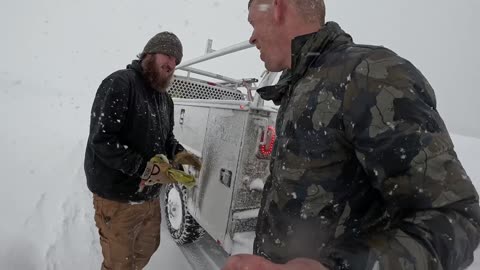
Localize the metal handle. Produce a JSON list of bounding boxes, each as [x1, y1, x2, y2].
[[219, 169, 232, 188], [179, 109, 185, 125]]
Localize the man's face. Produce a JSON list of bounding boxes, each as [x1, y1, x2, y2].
[[143, 53, 176, 92], [248, 1, 289, 72]]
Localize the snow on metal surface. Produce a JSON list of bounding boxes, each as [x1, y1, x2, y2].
[[233, 209, 260, 220], [231, 231, 256, 255], [249, 178, 265, 191]]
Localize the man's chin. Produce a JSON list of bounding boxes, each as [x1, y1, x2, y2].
[[156, 87, 168, 93], [152, 82, 169, 93], [265, 63, 283, 73], [155, 76, 174, 93]]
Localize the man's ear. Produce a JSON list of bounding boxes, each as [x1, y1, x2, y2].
[[273, 0, 287, 24]]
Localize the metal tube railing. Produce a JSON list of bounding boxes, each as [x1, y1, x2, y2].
[[176, 41, 254, 69], [178, 66, 243, 85]]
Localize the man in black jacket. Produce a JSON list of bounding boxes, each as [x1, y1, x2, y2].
[[84, 31, 200, 270]]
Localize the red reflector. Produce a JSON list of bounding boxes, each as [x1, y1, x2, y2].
[[207, 82, 217, 86], [258, 126, 276, 159]]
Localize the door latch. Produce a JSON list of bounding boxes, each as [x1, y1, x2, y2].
[[219, 169, 232, 188], [179, 109, 185, 125]]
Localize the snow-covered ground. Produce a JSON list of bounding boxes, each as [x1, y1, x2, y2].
[[1, 88, 479, 269], [0, 88, 192, 270]]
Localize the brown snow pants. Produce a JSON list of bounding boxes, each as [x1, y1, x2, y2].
[[93, 194, 161, 270]]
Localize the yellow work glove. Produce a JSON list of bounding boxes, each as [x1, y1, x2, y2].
[[140, 154, 196, 190]]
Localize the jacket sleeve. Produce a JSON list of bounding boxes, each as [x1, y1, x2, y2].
[[165, 95, 184, 159], [328, 49, 480, 270], [87, 75, 147, 177]]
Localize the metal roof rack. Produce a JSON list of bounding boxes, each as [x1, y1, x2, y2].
[[172, 39, 278, 103]]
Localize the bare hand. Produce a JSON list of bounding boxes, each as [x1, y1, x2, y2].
[[222, 254, 329, 270]]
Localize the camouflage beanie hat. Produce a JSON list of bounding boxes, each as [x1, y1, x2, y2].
[[141, 31, 183, 64]]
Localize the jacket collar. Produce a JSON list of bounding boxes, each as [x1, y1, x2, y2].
[[127, 59, 143, 74], [257, 22, 352, 105]]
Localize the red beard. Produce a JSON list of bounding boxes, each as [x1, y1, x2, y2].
[[142, 57, 173, 93]]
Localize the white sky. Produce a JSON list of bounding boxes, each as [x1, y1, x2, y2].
[[0, 0, 479, 138]]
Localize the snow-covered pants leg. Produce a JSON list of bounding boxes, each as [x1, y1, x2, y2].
[[93, 195, 161, 270]]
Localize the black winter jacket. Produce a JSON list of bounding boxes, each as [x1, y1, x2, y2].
[[84, 60, 184, 202]]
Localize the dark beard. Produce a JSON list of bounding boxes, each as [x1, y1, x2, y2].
[[142, 57, 173, 93]]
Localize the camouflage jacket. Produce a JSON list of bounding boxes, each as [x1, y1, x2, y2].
[[254, 22, 480, 270]]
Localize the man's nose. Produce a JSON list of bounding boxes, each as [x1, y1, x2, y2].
[[168, 56, 177, 69], [249, 33, 256, 46]]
